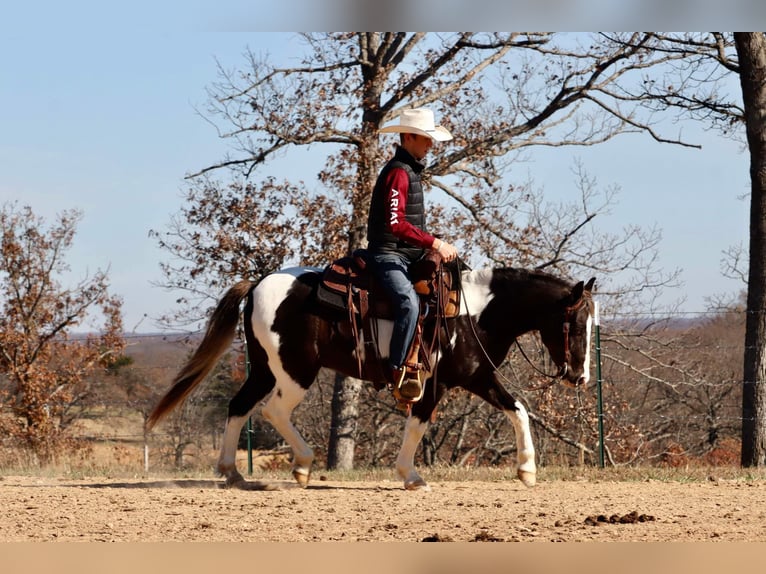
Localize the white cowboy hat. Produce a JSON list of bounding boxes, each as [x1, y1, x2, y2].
[[379, 108, 453, 142]]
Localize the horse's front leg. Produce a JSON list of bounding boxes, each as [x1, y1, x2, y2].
[[395, 380, 444, 491], [396, 416, 430, 491], [466, 375, 536, 487], [507, 401, 536, 487]]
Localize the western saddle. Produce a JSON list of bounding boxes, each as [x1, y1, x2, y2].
[[316, 249, 461, 407]]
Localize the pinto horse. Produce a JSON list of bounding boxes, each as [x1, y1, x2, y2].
[[147, 265, 595, 490]]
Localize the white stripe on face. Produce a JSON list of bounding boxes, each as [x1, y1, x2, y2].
[[582, 313, 593, 384]]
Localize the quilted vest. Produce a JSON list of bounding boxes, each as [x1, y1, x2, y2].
[[366, 146, 426, 262]]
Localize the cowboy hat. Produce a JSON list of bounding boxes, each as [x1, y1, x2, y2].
[[379, 108, 453, 142]]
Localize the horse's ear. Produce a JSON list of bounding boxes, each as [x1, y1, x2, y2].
[[570, 280, 585, 303], [584, 277, 596, 292]]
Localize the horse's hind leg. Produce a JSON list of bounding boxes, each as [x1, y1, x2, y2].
[[261, 375, 315, 487], [217, 356, 275, 487]]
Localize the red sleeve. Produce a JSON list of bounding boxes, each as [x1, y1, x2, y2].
[[384, 168, 437, 250]]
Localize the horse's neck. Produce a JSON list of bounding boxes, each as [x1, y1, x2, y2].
[[462, 268, 565, 335]]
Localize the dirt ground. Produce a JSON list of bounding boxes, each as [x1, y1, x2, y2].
[[2, 472, 766, 543]]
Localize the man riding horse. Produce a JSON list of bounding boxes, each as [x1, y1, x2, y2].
[[146, 107, 597, 492], [366, 108, 459, 403]]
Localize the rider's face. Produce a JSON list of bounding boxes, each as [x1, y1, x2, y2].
[[403, 133, 433, 160]]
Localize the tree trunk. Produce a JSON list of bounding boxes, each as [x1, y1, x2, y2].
[[325, 56, 385, 469], [325, 172, 370, 469], [736, 33, 766, 466], [326, 372, 363, 469], [174, 442, 187, 469]]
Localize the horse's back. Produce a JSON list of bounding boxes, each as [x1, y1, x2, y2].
[[250, 267, 320, 332]]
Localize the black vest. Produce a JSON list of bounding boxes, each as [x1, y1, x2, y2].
[[366, 146, 426, 262]]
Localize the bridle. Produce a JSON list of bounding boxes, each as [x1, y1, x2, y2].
[[514, 291, 591, 388], [560, 290, 592, 383], [458, 266, 592, 390]]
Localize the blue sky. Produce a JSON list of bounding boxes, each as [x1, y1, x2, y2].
[[2, 29, 274, 331], [0, 23, 752, 332]]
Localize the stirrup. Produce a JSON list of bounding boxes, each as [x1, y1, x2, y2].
[[393, 366, 425, 403]]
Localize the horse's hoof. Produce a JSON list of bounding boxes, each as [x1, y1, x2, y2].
[[224, 476, 248, 489], [404, 478, 431, 491], [219, 467, 247, 489], [292, 468, 311, 488], [518, 469, 536, 487]]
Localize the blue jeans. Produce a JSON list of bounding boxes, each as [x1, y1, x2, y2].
[[368, 252, 420, 369]]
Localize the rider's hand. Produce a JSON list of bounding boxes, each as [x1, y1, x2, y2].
[[432, 238, 458, 263]]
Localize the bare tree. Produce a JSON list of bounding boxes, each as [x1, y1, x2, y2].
[[598, 32, 766, 466], [734, 32, 766, 466], [0, 203, 125, 462], [154, 33, 697, 469]]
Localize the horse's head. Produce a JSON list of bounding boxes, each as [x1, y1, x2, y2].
[[538, 277, 596, 388]]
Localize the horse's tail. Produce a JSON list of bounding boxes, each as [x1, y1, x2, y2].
[[146, 279, 255, 430]]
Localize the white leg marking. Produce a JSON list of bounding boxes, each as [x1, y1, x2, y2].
[[395, 416, 430, 491], [507, 401, 536, 487], [217, 414, 249, 485], [262, 379, 314, 485]]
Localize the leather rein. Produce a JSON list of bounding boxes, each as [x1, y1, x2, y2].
[[514, 289, 592, 387], [458, 267, 592, 390]]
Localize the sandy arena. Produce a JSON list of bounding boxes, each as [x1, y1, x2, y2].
[[2, 473, 765, 542]]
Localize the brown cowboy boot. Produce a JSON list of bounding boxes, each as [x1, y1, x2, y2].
[[390, 365, 424, 403], [395, 322, 426, 401], [398, 367, 424, 401]]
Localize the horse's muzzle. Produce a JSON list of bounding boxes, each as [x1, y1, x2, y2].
[[563, 376, 588, 389], [560, 365, 588, 388]]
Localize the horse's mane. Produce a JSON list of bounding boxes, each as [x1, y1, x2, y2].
[[503, 267, 571, 286], [465, 266, 573, 290]]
